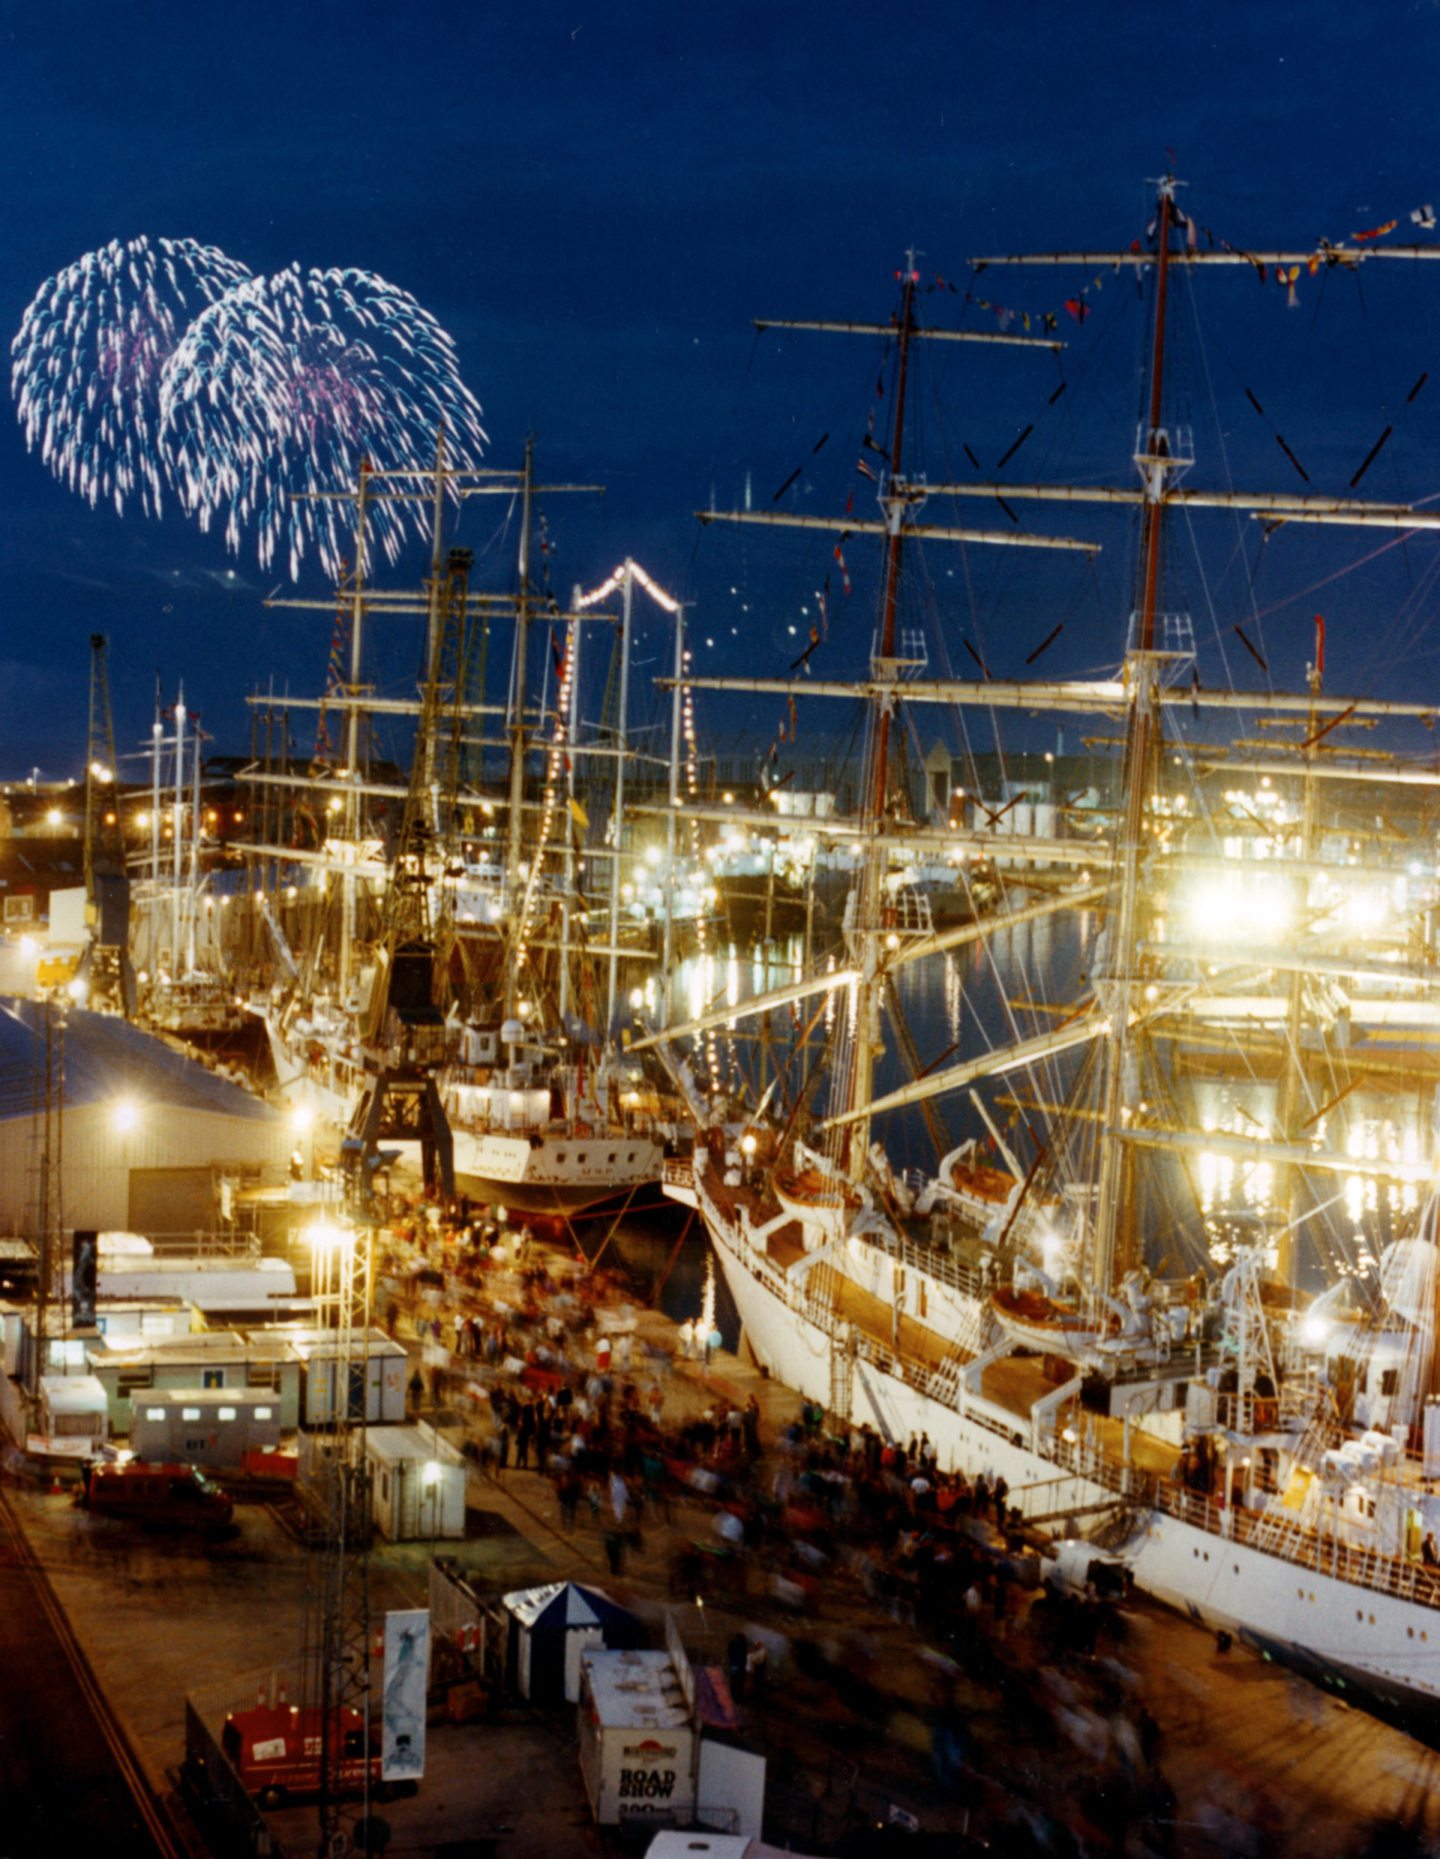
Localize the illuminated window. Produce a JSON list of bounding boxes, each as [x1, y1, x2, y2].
[[218, 1407, 237, 1422], [145, 1408, 165, 1421], [254, 1407, 274, 1421], [182, 1407, 201, 1422]]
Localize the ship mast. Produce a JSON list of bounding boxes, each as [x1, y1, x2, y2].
[[686, 269, 1095, 1171], [1274, 625, 1326, 1280], [503, 439, 536, 1019], [843, 254, 920, 1172], [1090, 176, 1178, 1299]]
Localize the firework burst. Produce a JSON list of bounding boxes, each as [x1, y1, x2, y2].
[[9, 236, 253, 519], [159, 264, 487, 580]]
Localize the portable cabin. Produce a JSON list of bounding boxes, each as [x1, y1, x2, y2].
[[84, 1254, 299, 1309], [37, 1373, 109, 1454], [364, 1424, 467, 1541], [288, 1327, 407, 1428], [129, 1386, 284, 1467], [85, 1329, 301, 1434]]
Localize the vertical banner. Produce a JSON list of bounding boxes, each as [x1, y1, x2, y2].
[[72, 1230, 97, 1328], [381, 1608, 429, 1781]]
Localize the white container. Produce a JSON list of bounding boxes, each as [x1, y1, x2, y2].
[[365, 1423, 466, 1541], [578, 1649, 694, 1829]]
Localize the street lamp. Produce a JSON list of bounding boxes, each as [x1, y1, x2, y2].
[[423, 1457, 442, 1551], [290, 1103, 315, 1181]]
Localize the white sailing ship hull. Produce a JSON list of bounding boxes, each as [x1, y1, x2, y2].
[[452, 1128, 665, 1216], [260, 1012, 359, 1132], [697, 1185, 1440, 1731]]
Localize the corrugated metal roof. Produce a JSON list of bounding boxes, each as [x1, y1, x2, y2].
[[0, 996, 282, 1125]]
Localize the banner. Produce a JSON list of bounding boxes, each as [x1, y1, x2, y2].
[[381, 1608, 429, 1781]]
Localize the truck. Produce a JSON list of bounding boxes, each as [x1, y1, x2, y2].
[[221, 1702, 394, 1809], [80, 1460, 235, 1534]]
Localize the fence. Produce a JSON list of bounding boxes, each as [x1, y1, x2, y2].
[[182, 1699, 291, 1859]]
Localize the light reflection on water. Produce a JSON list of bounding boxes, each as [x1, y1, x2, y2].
[[652, 910, 1431, 1300]]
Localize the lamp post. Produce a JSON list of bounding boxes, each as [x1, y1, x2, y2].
[[423, 1456, 441, 1555]]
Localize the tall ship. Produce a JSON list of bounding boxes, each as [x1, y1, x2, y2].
[[659, 179, 1440, 1735], [239, 444, 696, 1216]]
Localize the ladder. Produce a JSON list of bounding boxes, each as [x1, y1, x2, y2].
[[829, 1322, 855, 1422]]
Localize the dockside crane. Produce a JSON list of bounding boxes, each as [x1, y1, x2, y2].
[[343, 547, 478, 1209], [79, 633, 134, 1014]]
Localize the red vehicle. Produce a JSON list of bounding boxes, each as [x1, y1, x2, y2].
[[221, 1702, 392, 1809], [81, 1461, 234, 1533]]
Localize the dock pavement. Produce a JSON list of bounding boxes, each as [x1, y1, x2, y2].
[[6, 1247, 1440, 1857]]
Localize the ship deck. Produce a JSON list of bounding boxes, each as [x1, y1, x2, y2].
[[707, 1160, 1182, 1478], [701, 1157, 1440, 1616]]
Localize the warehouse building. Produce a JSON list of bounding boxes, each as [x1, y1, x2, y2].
[[0, 997, 289, 1236]]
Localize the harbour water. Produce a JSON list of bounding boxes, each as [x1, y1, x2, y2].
[[622, 896, 1431, 1339]]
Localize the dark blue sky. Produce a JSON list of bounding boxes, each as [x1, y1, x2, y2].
[[4, 1, 1440, 778]]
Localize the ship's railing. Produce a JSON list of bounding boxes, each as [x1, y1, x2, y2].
[[867, 1224, 993, 1304], [1037, 1422, 1440, 1612], [728, 1195, 1440, 1617], [662, 1158, 694, 1189], [144, 1230, 263, 1260]]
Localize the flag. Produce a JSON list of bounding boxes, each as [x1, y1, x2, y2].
[[569, 797, 589, 831]]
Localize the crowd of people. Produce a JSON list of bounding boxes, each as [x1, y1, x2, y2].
[[373, 1209, 1431, 1859]]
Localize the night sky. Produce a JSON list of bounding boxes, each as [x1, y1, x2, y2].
[[4, 2, 1440, 781]]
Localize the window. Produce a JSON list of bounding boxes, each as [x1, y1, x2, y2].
[[254, 1406, 274, 1421], [247, 1363, 280, 1389], [202, 1369, 225, 1390], [182, 1407, 201, 1421], [1381, 1368, 1400, 1398], [117, 1367, 153, 1393], [144, 1407, 165, 1421], [218, 1407, 237, 1422]]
